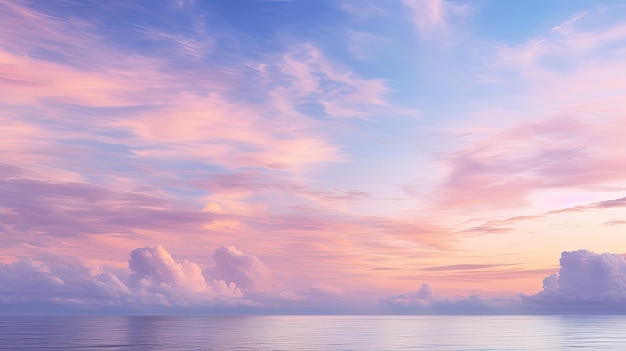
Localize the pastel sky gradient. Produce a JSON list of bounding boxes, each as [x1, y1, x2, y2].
[[2, 0, 626, 314]]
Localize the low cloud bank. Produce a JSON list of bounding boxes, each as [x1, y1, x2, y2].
[[382, 250, 626, 314], [4, 248, 626, 314], [0, 244, 349, 314], [0, 245, 267, 311], [380, 283, 522, 314]]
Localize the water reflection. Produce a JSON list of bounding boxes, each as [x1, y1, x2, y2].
[[1, 315, 626, 350]]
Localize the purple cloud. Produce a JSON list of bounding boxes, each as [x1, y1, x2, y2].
[[523, 250, 626, 313], [0, 245, 262, 311], [212, 245, 270, 292], [380, 283, 521, 314]]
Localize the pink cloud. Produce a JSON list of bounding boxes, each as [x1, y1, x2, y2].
[[363, 216, 456, 250], [128, 246, 243, 305], [437, 113, 626, 210], [0, 50, 130, 106], [129, 246, 209, 293], [191, 170, 371, 212], [118, 92, 345, 171], [0, 174, 232, 253]]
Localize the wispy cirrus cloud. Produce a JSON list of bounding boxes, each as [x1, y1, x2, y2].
[[458, 195, 626, 237], [437, 87, 626, 211], [432, 7, 626, 212], [401, 0, 471, 40], [0, 0, 391, 182], [548, 196, 626, 214]]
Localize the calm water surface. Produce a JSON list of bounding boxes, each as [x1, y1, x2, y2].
[[1, 315, 625, 350]]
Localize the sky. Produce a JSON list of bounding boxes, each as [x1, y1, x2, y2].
[[2, 0, 626, 314]]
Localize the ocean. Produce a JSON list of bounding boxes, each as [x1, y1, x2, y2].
[[1, 315, 625, 350]]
